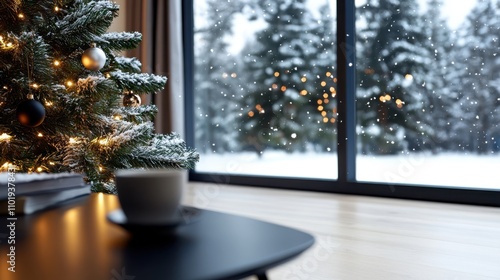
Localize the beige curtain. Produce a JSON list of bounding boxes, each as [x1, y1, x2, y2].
[[125, 0, 185, 137]]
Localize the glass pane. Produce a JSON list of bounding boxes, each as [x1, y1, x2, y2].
[[356, 0, 500, 189], [193, 0, 338, 179]]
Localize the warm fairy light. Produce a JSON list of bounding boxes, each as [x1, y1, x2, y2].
[[45, 101, 53, 106], [323, 99, 329, 104], [326, 71, 332, 77], [301, 77, 307, 82], [37, 133, 43, 137], [248, 111, 254, 117], [37, 167, 44, 172], [69, 137, 77, 144], [274, 72, 280, 77], [1, 162, 13, 171], [255, 104, 265, 114], [66, 80, 74, 87], [321, 111, 327, 117], [98, 139, 109, 146], [317, 99, 323, 105], [300, 90, 308, 96], [113, 115, 122, 120], [49, 161, 55, 166], [0, 133, 12, 141], [323, 93, 329, 99], [320, 81, 327, 87], [55, 6, 60, 12], [396, 99, 404, 108], [18, 13, 25, 19], [280, 85, 287, 92], [330, 118, 336, 123], [323, 117, 329, 123], [272, 84, 278, 90], [231, 73, 237, 78], [330, 87, 336, 95], [405, 74, 413, 80], [31, 83, 40, 89], [99, 166, 104, 172], [54, 60, 61, 66], [105, 73, 111, 78], [0, 36, 15, 50], [379, 94, 391, 102], [333, 78, 337, 83], [317, 105, 324, 111]]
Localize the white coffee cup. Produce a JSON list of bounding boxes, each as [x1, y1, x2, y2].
[[115, 168, 186, 224]]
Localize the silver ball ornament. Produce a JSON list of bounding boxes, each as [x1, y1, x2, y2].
[[82, 46, 107, 71]]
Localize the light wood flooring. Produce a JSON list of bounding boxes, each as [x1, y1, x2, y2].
[[183, 182, 500, 280]]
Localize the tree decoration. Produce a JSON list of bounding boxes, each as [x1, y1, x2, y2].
[[81, 43, 107, 71], [0, 0, 199, 194], [122, 91, 141, 107], [16, 94, 46, 127]]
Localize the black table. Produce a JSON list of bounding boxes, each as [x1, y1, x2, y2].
[[0, 194, 314, 280]]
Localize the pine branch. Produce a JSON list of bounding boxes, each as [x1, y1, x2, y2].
[[111, 56, 142, 73], [110, 70, 167, 94], [100, 32, 142, 52], [51, 0, 119, 48], [116, 104, 158, 123]]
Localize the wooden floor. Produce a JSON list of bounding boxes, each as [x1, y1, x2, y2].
[[183, 182, 500, 280]]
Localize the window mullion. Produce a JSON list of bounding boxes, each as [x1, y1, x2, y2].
[[336, 0, 357, 183]]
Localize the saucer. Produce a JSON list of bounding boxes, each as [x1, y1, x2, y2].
[[107, 206, 201, 234]]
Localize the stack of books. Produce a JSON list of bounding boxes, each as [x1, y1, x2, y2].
[[0, 172, 90, 215]]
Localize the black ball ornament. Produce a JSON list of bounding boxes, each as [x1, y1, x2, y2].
[[17, 98, 46, 127], [82, 44, 107, 71]]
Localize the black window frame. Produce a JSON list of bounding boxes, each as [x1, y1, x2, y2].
[[182, 0, 500, 207]]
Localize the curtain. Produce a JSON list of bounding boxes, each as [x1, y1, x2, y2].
[[125, 0, 185, 136]]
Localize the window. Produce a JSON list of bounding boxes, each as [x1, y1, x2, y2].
[[190, 0, 338, 180], [355, 0, 500, 190], [183, 0, 500, 206]]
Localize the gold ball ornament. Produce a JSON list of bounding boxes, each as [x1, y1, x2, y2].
[[81, 45, 107, 71], [122, 93, 141, 107]]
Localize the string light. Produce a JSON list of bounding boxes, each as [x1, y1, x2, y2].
[[37, 132, 43, 137], [54, 6, 60, 12], [66, 80, 74, 87], [0, 133, 12, 141], [37, 167, 43, 172], [69, 137, 78, 144], [18, 13, 25, 19], [112, 114, 122, 120], [53, 60, 61, 66], [98, 139, 109, 146], [45, 101, 53, 106]]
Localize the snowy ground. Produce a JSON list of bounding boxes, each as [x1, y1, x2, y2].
[[195, 151, 500, 190]]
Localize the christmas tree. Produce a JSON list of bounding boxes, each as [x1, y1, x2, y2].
[[0, 0, 199, 193]]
